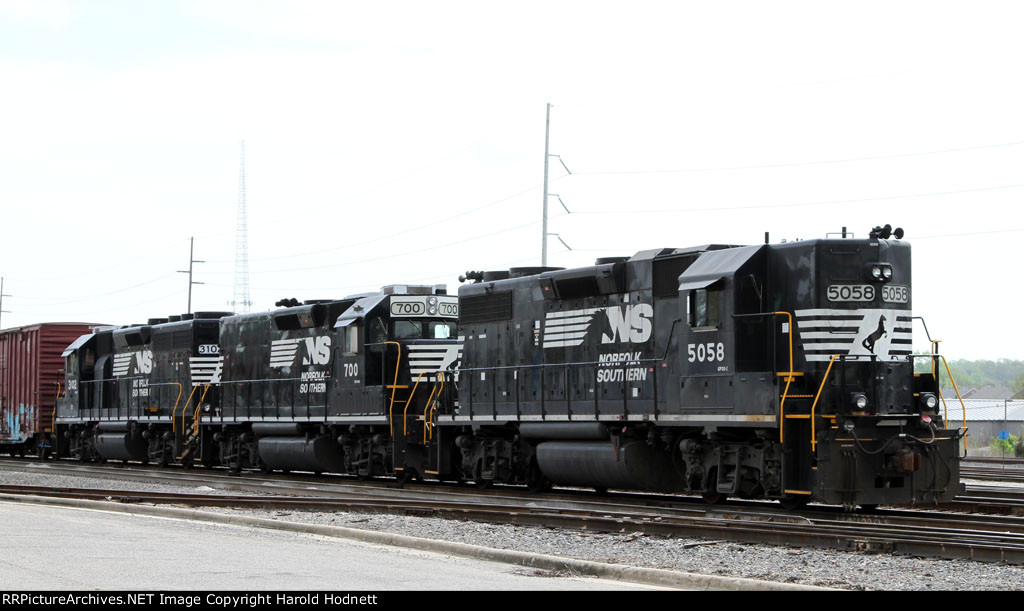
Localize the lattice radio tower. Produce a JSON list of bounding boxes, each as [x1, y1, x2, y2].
[[231, 140, 252, 313]]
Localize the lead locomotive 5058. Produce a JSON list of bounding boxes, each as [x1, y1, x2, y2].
[[52, 227, 964, 510]]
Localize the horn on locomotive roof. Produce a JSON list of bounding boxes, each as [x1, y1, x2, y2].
[[869, 224, 905, 240], [459, 271, 485, 284]]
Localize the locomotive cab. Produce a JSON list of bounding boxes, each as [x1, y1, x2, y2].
[[332, 286, 461, 480]]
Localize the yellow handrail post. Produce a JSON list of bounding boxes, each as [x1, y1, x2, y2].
[[192, 385, 211, 437], [937, 354, 968, 455], [809, 355, 839, 453], [168, 383, 184, 434], [179, 386, 199, 437], [774, 311, 795, 443], [403, 372, 429, 436], [383, 341, 403, 438], [423, 375, 445, 444]]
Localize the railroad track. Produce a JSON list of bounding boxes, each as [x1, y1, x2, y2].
[[5, 480, 1024, 564], [5, 458, 1024, 564], [962, 466, 1024, 484]]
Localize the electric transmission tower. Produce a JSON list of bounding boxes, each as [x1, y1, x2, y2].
[[231, 140, 252, 313]]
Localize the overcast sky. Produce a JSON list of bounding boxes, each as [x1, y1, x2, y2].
[[1, 1, 1022, 360]]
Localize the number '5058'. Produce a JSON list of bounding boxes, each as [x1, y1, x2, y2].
[[688, 342, 725, 362]]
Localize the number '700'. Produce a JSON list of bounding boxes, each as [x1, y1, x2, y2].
[[688, 342, 725, 363]]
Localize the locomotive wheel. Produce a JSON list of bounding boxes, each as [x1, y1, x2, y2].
[[779, 495, 810, 511], [397, 468, 418, 486], [473, 461, 492, 490], [257, 459, 272, 474], [701, 491, 726, 505]]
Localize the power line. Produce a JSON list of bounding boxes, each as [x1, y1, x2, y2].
[[198, 214, 567, 277], [200, 180, 552, 264], [570, 183, 1024, 215], [10, 274, 178, 307], [571, 138, 1024, 176]]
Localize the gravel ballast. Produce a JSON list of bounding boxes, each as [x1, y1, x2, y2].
[[2, 467, 1022, 591]]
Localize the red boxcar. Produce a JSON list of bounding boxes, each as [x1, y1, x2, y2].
[[0, 323, 97, 454]]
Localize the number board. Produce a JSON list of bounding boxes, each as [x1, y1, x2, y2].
[[882, 285, 909, 304], [827, 285, 875, 302], [390, 297, 427, 317], [389, 296, 460, 318]]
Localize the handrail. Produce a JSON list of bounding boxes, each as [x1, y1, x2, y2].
[[173, 386, 198, 435], [423, 374, 445, 444], [909, 352, 967, 437], [51, 383, 60, 435], [167, 383, 184, 433], [191, 385, 211, 437], [809, 354, 839, 452], [381, 341, 402, 438], [936, 354, 968, 455], [403, 372, 429, 436], [774, 311, 798, 443]]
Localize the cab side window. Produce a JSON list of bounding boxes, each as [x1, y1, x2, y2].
[[342, 324, 360, 355], [369, 318, 388, 344], [689, 288, 721, 328]]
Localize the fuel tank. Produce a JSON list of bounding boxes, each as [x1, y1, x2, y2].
[[535, 440, 685, 492], [94, 431, 148, 461], [257, 435, 346, 473]]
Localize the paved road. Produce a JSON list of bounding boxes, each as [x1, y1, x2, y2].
[[0, 501, 669, 591]]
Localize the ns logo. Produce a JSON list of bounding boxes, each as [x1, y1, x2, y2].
[[135, 351, 153, 374], [302, 336, 332, 366], [601, 304, 654, 344]]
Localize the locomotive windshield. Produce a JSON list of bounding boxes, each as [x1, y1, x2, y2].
[[392, 320, 457, 340]]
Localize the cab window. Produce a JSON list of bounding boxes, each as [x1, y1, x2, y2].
[[342, 323, 360, 355], [689, 288, 721, 328], [369, 318, 388, 344], [428, 321, 456, 339], [393, 320, 423, 340]]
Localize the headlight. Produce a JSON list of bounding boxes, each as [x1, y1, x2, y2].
[[428, 306, 438, 315], [920, 393, 938, 411], [852, 393, 869, 410], [865, 262, 893, 282]]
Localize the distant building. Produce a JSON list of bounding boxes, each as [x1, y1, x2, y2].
[[937, 394, 1024, 451], [942, 385, 1018, 401]]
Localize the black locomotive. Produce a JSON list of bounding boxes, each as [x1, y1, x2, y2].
[[52, 228, 964, 510]]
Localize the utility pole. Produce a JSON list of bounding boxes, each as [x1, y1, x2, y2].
[[541, 103, 572, 266], [542, 103, 551, 267], [231, 140, 252, 314], [177, 237, 205, 314], [0, 278, 10, 329]]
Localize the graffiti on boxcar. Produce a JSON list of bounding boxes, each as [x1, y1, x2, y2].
[[1, 404, 34, 443]]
